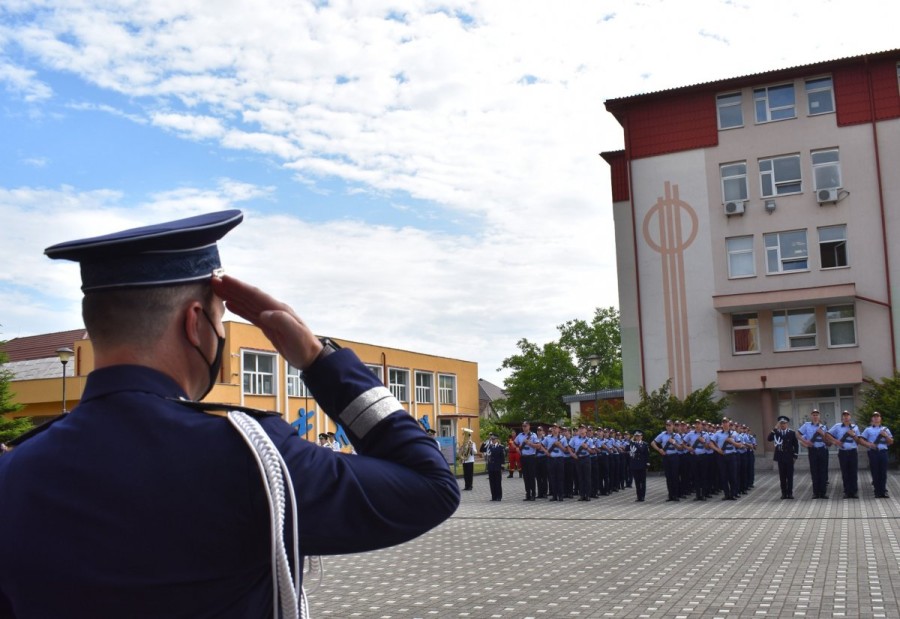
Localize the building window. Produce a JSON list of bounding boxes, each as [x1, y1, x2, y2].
[[415, 371, 433, 403], [773, 308, 817, 351], [760, 154, 802, 196], [365, 364, 383, 383], [765, 230, 808, 273], [286, 363, 309, 397], [819, 225, 848, 269], [726, 236, 755, 278], [439, 374, 457, 405], [811, 149, 841, 190], [806, 77, 835, 115], [717, 92, 743, 129], [243, 351, 276, 395], [754, 83, 795, 123], [732, 313, 760, 354], [720, 162, 748, 203], [389, 368, 409, 402], [827, 305, 857, 347]]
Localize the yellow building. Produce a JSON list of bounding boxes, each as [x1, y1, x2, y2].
[[2, 324, 480, 451]]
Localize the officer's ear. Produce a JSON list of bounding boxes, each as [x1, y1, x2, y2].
[[183, 301, 205, 348]]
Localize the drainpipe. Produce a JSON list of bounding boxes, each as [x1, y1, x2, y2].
[[623, 113, 648, 389]]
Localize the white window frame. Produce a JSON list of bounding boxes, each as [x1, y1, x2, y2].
[[717, 92, 743, 129], [818, 225, 848, 269], [365, 364, 384, 383], [826, 305, 857, 348], [754, 83, 796, 123], [243, 351, 277, 395], [806, 76, 835, 115], [438, 374, 457, 405], [760, 154, 802, 197], [388, 368, 410, 402], [726, 236, 755, 279], [415, 371, 433, 403], [720, 162, 748, 203], [773, 308, 817, 351], [765, 230, 808, 273], [732, 313, 760, 355], [286, 362, 309, 398], [811, 149, 841, 191]]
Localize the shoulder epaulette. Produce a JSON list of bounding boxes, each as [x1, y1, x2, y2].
[[168, 398, 281, 419], [7, 414, 68, 447]]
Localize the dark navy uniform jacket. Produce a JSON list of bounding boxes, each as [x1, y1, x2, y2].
[[0, 348, 459, 618]]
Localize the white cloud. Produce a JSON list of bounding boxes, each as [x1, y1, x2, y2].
[[1, 0, 898, 381]]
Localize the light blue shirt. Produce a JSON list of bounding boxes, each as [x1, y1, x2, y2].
[[543, 434, 568, 458], [829, 422, 860, 450], [516, 431, 538, 456], [861, 425, 892, 450], [798, 421, 829, 448], [654, 431, 679, 454]]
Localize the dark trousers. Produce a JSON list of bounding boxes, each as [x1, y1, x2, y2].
[[690, 455, 704, 499], [599, 457, 609, 494], [521, 455, 537, 498], [590, 457, 600, 496], [549, 457, 565, 499], [536, 456, 548, 497], [463, 461, 474, 490], [609, 454, 620, 491], [868, 449, 889, 497], [808, 448, 829, 497], [837, 449, 858, 497], [662, 454, 679, 499], [564, 458, 575, 497], [776, 457, 795, 497], [703, 453, 716, 496], [624, 458, 633, 487], [718, 453, 738, 498], [576, 456, 591, 499], [632, 468, 647, 500], [488, 468, 502, 500]]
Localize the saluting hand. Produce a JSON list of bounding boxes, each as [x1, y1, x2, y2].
[[212, 275, 323, 370]]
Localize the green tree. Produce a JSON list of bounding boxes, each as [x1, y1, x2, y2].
[[1, 338, 32, 445], [858, 372, 900, 460], [557, 307, 622, 391], [498, 339, 577, 425]]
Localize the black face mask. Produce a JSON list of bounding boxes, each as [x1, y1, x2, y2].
[[193, 309, 225, 401]]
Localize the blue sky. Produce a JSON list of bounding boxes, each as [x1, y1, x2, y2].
[[1, 0, 896, 383]]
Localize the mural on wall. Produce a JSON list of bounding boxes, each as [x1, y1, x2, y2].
[[641, 181, 698, 398], [291, 407, 350, 447]]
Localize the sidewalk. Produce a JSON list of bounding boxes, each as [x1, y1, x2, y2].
[[307, 470, 900, 618]]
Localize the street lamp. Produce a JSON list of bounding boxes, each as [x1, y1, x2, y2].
[[587, 354, 601, 421], [56, 347, 74, 413]]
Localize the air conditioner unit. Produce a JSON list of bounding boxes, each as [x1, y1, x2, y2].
[[817, 188, 839, 204], [724, 200, 746, 216]]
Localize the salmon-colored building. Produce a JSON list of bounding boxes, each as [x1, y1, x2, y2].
[[2, 325, 479, 450], [601, 49, 900, 455]]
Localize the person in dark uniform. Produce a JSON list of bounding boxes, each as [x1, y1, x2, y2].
[[859, 412, 894, 498], [0, 211, 460, 618], [535, 426, 549, 498], [829, 411, 860, 499], [629, 430, 650, 501], [483, 433, 506, 501], [653, 420, 681, 501], [767, 415, 799, 499], [515, 421, 539, 501], [797, 409, 830, 499]]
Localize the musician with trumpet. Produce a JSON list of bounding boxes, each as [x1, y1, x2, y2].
[[858, 411, 894, 498]]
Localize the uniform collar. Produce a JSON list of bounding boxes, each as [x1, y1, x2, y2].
[[80, 364, 190, 404]]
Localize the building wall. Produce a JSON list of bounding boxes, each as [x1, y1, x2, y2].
[[605, 51, 900, 455], [6, 322, 480, 449]]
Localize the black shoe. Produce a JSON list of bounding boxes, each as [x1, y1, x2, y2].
[[507, 474, 514, 478], [787, 495, 794, 499]]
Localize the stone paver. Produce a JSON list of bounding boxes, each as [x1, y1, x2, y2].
[[306, 471, 900, 618]]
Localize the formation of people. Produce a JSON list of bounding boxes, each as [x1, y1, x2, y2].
[[775, 409, 894, 499], [477, 411, 894, 503]]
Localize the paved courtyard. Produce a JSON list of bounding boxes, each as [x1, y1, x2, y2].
[[307, 470, 900, 618]]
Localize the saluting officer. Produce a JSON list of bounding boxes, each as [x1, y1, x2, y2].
[[829, 411, 860, 499], [484, 433, 506, 501], [768, 416, 799, 499], [797, 409, 830, 499], [653, 420, 681, 502], [858, 412, 894, 498], [629, 431, 650, 502], [0, 210, 459, 617]]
